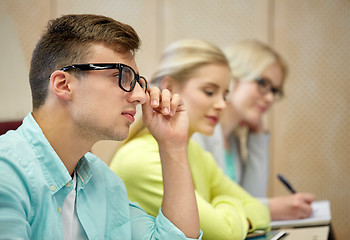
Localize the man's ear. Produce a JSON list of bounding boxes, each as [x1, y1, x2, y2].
[[49, 70, 72, 101], [160, 76, 177, 93]]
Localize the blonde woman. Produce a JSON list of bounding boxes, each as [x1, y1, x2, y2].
[[192, 40, 315, 220], [110, 39, 270, 240]]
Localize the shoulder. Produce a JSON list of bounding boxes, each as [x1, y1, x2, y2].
[[188, 139, 219, 170], [110, 134, 162, 183], [188, 139, 215, 160], [0, 130, 37, 180], [0, 132, 37, 213], [118, 134, 158, 156], [111, 134, 159, 170], [0, 129, 31, 156]]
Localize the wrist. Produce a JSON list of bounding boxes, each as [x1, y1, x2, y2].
[[158, 143, 188, 165]]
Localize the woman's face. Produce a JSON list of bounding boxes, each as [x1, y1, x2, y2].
[[177, 64, 231, 137], [230, 62, 284, 126]]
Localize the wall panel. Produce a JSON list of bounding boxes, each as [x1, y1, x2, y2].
[[270, 1, 350, 238], [162, 0, 268, 49], [0, 0, 51, 121]]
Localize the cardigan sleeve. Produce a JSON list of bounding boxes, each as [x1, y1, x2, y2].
[[195, 147, 271, 239], [111, 135, 270, 240], [110, 136, 202, 240]]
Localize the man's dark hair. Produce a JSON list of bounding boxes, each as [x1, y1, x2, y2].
[[29, 14, 140, 110]]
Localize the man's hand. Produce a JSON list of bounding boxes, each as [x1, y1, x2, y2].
[[142, 87, 189, 147], [141, 87, 200, 238]]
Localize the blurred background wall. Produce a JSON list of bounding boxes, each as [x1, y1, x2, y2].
[[0, 0, 349, 238]]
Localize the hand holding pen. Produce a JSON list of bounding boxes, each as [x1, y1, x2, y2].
[[268, 174, 315, 220], [277, 174, 297, 194]]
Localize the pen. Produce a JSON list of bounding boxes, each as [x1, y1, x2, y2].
[[277, 174, 297, 194]]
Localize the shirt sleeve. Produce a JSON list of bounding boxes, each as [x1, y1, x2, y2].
[[0, 155, 31, 240], [128, 203, 202, 240], [241, 133, 270, 197]]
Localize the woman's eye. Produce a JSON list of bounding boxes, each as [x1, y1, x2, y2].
[[204, 90, 214, 96], [258, 78, 268, 87], [223, 93, 229, 101]]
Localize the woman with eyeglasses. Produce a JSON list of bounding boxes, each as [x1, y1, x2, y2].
[[110, 39, 270, 239], [192, 40, 315, 221]]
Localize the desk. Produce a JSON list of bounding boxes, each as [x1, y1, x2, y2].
[[280, 226, 329, 240]]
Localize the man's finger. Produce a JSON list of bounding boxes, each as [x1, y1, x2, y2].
[[160, 89, 171, 115], [149, 87, 160, 108]]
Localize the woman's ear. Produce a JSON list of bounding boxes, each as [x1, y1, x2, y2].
[[49, 70, 72, 101], [160, 76, 177, 93]]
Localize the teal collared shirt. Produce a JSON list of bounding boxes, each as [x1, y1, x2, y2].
[[0, 113, 201, 240]]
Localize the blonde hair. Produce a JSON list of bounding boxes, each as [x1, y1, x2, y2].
[[224, 39, 288, 92], [151, 39, 229, 86], [123, 39, 229, 145], [225, 40, 288, 160]]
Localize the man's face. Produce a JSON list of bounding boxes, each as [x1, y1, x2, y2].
[[68, 43, 147, 142]]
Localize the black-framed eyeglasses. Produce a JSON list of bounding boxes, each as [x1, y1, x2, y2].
[[60, 63, 148, 93], [255, 77, 283, 100]]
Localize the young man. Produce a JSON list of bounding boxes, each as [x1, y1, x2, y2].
[[0, 14, 200, 239]]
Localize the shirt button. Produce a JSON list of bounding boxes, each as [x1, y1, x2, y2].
[[65, 182, 71, 187], [58, 207, 61, 213], [50, 185, 55, 191]]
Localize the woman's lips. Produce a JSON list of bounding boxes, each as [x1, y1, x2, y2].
[[206, 115, 219, 125], [257, 105, 267, 113]]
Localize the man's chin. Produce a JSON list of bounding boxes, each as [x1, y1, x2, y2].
[[102, 129, 129, 142]]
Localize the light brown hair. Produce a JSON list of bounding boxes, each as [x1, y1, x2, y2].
[[29, 14, 140, 110]]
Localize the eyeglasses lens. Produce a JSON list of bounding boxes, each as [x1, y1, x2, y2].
[[256, 78, 282, 100], [121, 66, 135, 91]]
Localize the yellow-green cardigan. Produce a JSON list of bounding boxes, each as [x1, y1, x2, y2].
[[110, 133, 270, 240]]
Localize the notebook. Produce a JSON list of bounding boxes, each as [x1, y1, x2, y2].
[[246, 230, 287, 240], [283, 226, 329, 240], [270, 200, 331, 229]]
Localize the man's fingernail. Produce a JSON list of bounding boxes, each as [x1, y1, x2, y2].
[[152, 100, 158, 105], [163, 107, 169, 114]]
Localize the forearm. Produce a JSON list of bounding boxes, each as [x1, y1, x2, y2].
[[159, 143, 200, 239]]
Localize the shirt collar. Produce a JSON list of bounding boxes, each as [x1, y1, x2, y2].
[[20, 113, 93, 194], [76, 154, 93, 189]]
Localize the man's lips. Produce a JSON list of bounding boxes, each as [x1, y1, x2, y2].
[[122, 110, 136, 123]]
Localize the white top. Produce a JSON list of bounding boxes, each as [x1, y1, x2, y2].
[[62, 172, 88, 240]]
